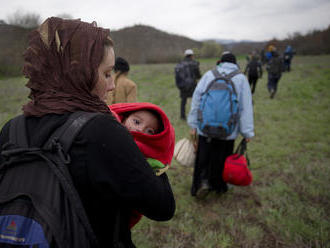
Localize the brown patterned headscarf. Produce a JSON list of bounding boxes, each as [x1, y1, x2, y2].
[[23, 17, 113, 116]]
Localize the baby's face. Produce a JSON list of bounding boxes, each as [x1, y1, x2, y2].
[[123, 110, 159, 135]]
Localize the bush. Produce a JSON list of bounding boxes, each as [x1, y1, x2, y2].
[[200, 41, 223, 58]]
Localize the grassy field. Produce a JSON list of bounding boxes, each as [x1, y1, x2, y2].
[[1, 55, 330, 247]]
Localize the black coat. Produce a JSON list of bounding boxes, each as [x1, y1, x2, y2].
[[177, 57, 201, 98], [0, 113, 175, 248]]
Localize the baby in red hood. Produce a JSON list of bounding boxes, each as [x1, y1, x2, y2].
[[109, 102, 175, 228]]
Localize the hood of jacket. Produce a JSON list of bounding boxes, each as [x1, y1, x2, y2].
[[109, 102, 175, 166], [217, 62, 240, 74]]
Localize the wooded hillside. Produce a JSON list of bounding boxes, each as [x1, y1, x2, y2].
[[111, 25, 202, 64], [0, 23, 202, 76], [0, 24, 31, 76], [224, 25, 330, 56], [0, 22, 329, 77]]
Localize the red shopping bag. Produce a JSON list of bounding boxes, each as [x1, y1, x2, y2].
[[223, 139, 252, 186]]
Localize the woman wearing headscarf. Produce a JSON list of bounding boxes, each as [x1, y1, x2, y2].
[[107, 57, 137, 104], [0, 17, 175, 248]]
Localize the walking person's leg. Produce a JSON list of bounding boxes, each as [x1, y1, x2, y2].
[[251, 77, 258, 94], [209, 139, 234, 194], [268, 74, 277, 98], [191, 136, 211, 197], [272, 76, 281, 98], [267, 74, 273, 94], [180, 93, 187, 120], [248, 75, 253, 92], [288, 60, 291, 72]]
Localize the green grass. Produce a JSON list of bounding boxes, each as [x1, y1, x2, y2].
[[1, 55, 330, 247]]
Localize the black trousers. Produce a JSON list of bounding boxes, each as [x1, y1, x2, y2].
[[284, 59, 291, 72], [179, 86, 195, 119], [180, 95, 188, 119], [267, 74, 281, 94], [191, 136, 234, 196], [248, 75, 258, 94]]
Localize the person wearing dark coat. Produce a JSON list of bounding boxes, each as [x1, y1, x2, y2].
[[266, 50, 283, 99], [244, 55, 263, 94], [175, 49, 201, 120], [283, 45, 295, 72], [0, 17, 175, 248]]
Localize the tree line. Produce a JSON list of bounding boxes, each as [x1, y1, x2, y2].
[[0, 11, 329, 77]]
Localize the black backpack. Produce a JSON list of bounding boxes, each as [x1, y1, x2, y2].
[[267, 56, 282, 75], [174, 61, 196, 90], [0, 112, 100, 247]]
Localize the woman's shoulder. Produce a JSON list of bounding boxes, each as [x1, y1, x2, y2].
[[81, 113, 123, 133]]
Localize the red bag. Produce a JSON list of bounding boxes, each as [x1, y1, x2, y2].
[[223, 139, 252, 186]]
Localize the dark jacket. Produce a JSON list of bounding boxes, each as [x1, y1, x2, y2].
[[177, 57, 201, 98], [266, 52, 283, 77], [244, 58, 263, 78], [0, 113, 175, 248]]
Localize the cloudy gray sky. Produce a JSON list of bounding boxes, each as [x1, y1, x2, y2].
[[1, 0, 330, 41]]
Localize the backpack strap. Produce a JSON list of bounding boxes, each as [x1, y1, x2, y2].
[[42, 111, 101, 245], [44, 111, 101, 154], [226, 69, 241, 79], [225, 69, 241, 96], [210, 68, 241, 96], [211, 68, 222, 79], [9, 115, 29, 148]]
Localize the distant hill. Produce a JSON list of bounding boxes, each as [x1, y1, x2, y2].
[[0, 23, 31, 76], [0, 22, 329, 76], [110, 25, 202, 64], [0, 23, 202, 76]]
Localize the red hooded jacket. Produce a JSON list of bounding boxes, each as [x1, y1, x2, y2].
[[109, 102, 175, 228], [109, 102, 175, 166]]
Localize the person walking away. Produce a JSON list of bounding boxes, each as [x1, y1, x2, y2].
[[283, 45, 295, 72], [244, 54, 263, 94], [107, 57, 137, 104], [0, 17, 175, 248], [187, 51, 254, 199], [175, 49, 201, 120], [265, 45, 275, 63], [260, 49, 267, 65], [266, 49, 283, 99]]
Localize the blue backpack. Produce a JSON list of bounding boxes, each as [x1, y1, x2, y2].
[[197, 69, 241, 139]]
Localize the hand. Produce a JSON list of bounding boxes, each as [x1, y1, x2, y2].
[[245, 138, 251, 143], [190, 129, 198, 151], [190, 128, 197, 138]]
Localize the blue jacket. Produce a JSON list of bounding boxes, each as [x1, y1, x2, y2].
[[187, 62, 255, 140]]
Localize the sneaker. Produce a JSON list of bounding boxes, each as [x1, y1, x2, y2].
[[196, 181, 210, 199], [270, 90, 276, 99]]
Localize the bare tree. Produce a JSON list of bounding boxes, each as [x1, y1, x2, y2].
[[7, 10, 41, 28]]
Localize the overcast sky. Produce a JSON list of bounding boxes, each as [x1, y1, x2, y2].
[[1, 0, 330, 41]]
